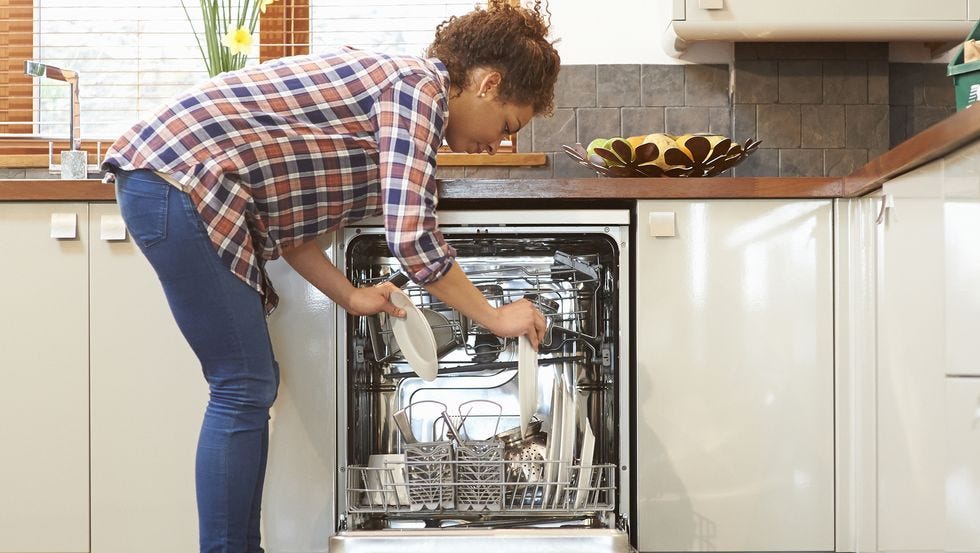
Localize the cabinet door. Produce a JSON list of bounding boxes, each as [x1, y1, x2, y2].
[[944, 198, 980, 376], [945, 377, 980, 552], [88, 203, 207, 553], [634, 200, 834, 552], [0, 203, 89, 553], [875, 176, 946, 551], [261, 239, 339, 551]]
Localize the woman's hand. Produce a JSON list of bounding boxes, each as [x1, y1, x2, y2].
[[482, 298, 547, 350], [345, 282, 406, 318]]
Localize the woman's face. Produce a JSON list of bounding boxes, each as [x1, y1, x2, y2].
[[445, 68, 534, 155]]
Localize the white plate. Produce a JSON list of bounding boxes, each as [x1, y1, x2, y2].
[[574, 398, 596, 509], [366, 453, 409, 506], [542, 374, 563, 506], [389, 290, 439, 381], [555, 375, 576, 502], [518, 335, 538, 437]]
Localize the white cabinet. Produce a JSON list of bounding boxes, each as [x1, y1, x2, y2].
[[875, 174, 947, 551], [88, 202, 206, 553], [87, 203, 340, 553], [634, 199, 835, 552], [874, 148, 980, 552], [943, 198, 980, 377], [0, 200, 339, 553], [945, 377, 980, 552], [668, 0, 972, 44], [677, 0, 967, 22], [0, 203, 90, 553]]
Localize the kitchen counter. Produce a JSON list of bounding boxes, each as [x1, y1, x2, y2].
[[3, 102, 979, 202], [0, 175, 841, 202]]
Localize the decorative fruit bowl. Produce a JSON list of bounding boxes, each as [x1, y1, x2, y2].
[[562, 133, 762, 177]]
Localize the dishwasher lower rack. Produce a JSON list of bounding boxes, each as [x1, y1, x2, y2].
[[345, 445, 616, 515]]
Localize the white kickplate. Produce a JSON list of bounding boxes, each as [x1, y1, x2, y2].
[[329, 528, 632, 553]]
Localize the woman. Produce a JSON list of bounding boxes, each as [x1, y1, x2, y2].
[[101, 1, 559, 551]]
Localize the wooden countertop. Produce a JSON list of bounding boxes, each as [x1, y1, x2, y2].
[[3, 103, 979, 202], [0, 175, 842, 202]]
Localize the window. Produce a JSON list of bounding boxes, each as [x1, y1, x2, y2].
[[5, 0, 479, 137], [2, 0, 539, 164]]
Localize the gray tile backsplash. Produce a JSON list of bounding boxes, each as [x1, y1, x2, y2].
[[531, 108, 576, 153], [577, 108, 622, 142], [554, 65, 597, 108], [518, 42, 956, 178], [684, 64, 730, 107], [733, 60, 778, 104], [889, 62, 956, 147], [641, 65, 685, 107], [621, 107, 665, 137], [779, 149, 825, 177], [845, 104, 890, 149], [801, 105, 845, 148], [757, 104, 802, 148], [665, 107, 710, 136], [597, 65, 640, 108], [823, 60, 868, 104], [778, 60, 824, 104], [825, 148, 869, 177]]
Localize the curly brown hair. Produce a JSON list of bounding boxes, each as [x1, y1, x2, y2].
[[426, 1, 561, 115]]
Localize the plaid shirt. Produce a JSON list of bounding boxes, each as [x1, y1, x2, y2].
[[103, 48, 456, 313]]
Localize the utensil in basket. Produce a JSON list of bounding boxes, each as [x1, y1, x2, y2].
[[392, 406, 416, 444], [495, 419, 548, 484]]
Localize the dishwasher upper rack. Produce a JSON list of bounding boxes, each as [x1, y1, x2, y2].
[[361, 253, 606, 365]]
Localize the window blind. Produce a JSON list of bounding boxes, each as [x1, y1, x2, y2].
[[2, 0, 482, 143]]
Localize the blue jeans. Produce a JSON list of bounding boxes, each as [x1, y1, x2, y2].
[[115, 169, 278, 553]]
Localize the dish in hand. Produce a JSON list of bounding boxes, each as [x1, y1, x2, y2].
[[389, 289, 439, 381]]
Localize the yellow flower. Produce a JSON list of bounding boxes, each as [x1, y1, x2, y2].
[[222, 26, 253, 56], [260, 0, 276, 13]]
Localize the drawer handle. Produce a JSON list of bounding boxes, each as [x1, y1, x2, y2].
[[99, 214, 128, 241], [50, 212, 77, 239]]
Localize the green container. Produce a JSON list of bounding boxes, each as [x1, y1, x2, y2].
[[948, 19, 980, 110]]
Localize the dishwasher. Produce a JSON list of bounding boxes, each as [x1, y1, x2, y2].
[[329, 209, 633, 553]]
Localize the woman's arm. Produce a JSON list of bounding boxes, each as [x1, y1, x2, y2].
[[282, 240, 545, 348], [423, 263, 546, 348], [281, 239, 404, 317]]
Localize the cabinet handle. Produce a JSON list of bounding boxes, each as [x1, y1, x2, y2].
[[875, 194, 894, 225], [648, 211, 676, 237], [50, 212, 77, 239], [99, 214, 128, 241]]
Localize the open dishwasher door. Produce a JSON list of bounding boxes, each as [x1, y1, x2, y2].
[[330, 210, 633, 553]]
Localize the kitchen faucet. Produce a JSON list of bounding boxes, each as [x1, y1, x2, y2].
[[24, 61, 80, 150], [24, 61, 89, 179]]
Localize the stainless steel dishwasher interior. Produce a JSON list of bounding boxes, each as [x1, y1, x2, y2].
[[339, 230, 625, 533]]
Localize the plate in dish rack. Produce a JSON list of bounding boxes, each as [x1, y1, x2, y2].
[[518, 335, 538, 438], [389, 290, 439, 381]]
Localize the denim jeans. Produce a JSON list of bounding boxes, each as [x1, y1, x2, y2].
[[115, 169, 278, 553]]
